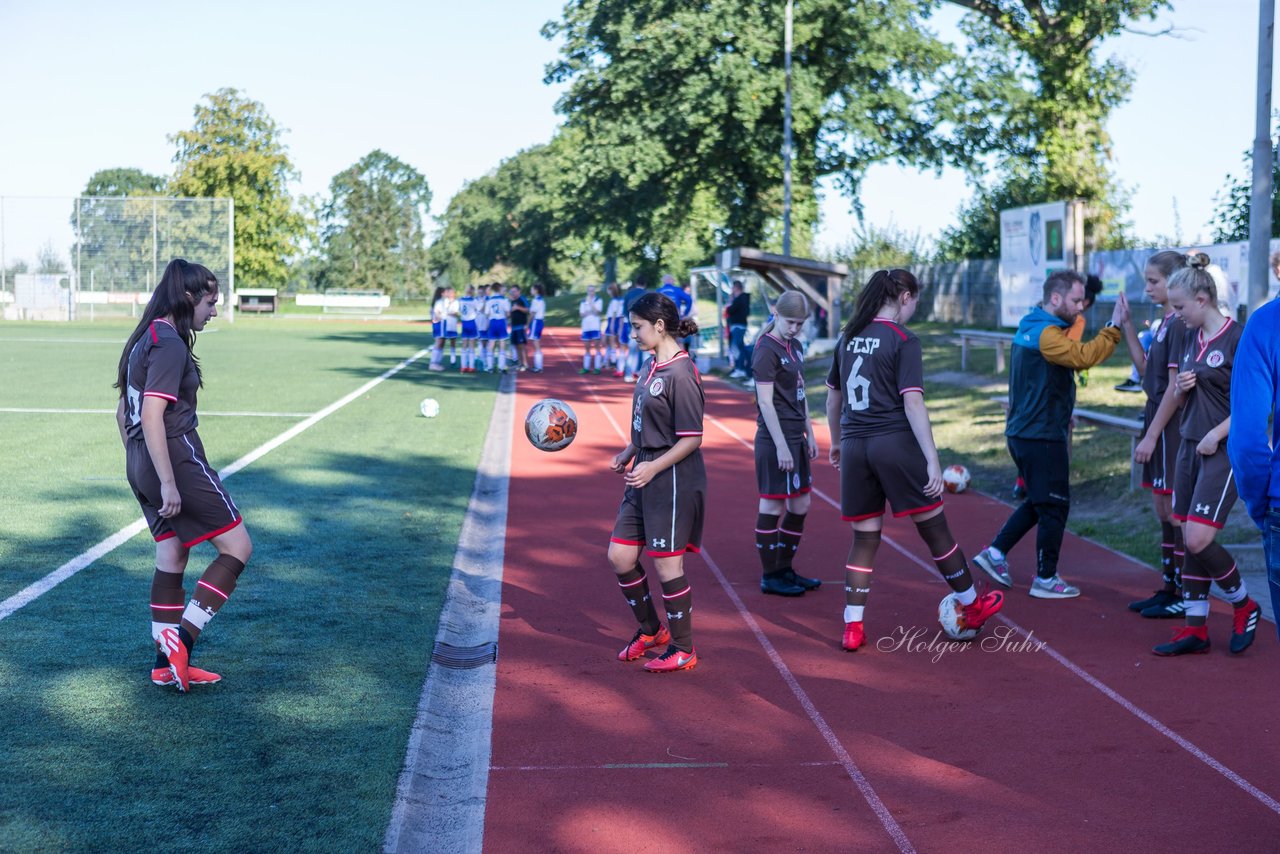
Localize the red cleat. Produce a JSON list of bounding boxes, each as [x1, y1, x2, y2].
[[959, 589, 1005, 633], [618, 625, 670, 662], [842, 621, 865, 652], [643, 647, 697, 673], [157, 627, 190, 692], [1230, 599, 1261, 654], [151, 665, 222, 687], [1153, 625, 1210, 656]]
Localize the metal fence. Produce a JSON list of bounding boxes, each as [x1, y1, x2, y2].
[[0, 196, 233, 320], [840, 259, 1001, 327]]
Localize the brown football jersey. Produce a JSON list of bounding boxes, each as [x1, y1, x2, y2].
[[1177, 318, 1242, 442], [752, 332, 807, 430], [826, 319, 924, 439], [124, 319, 200, 441], [1142, 311, 1187, 403], [630, 350, 704, 449]]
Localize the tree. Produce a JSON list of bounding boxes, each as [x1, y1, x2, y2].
[[544, 0, 950, 253], [318, 150, 432, 298], [170, 88, 305, 288], [1210, 134, 1280, 243], [935, 0, 1168, 257], [70, 168, 168, 289]]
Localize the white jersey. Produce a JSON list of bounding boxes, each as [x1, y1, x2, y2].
[[442, 298, 461, 333], [457, 295, 479, 322], [531, 295, 546, 321], [606, 298, 624, 323], [486, 294, 511, 321], [432, 299, 447, 324], [580, 296, 603, 334]]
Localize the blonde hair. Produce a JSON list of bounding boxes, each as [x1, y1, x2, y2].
[[761, 290, 809, 336], [1167, 252, 1218, 304]]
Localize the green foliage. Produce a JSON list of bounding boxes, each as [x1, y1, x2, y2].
[[936, 0, 1169, 257], [544, 0, 948, 252], [1210, 133, 1280, 243], [317, 150, 432, 298], [70, 169, 166, 289], [826, 222, 928, 269], [169, 88, 305, 288]]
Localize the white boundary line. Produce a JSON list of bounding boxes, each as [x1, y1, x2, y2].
[[0, 407, 314, 417], [0, 348, 430, 624], [705, 407, 1280, 819], [384, 371, 515, 854], [577, 366, 914, 854]]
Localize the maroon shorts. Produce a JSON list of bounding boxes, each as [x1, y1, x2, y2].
[[1141, 400, 1178, 494], [1171, 440, 1236, 529], [839, 431, 941, 521], [754, 427, 812, 499], [611, 449, 706, 557], [126, 431, 242, 547]]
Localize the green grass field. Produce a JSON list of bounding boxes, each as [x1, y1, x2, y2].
[[0, 317, 495, 850]]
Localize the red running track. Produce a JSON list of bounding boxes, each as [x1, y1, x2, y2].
[[484, 328, 1280, 853]]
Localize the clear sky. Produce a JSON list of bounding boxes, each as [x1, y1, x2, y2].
[[0, 0, 1270, 267]]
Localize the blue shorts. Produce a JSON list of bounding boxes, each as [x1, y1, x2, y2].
[[461, 320, 479, 339], [432, 321, 443, 338], [444, 326, 459, 339], [530, 319, 544, 340], [511, 327, 528, 345], [605, 317, 619, 337], [619, 321, 630, 344], [581, 329, 601, 342], [488, 321, 508, 341]]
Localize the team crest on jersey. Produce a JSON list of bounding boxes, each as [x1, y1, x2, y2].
[[1157, 326, 1168, 343], [1206, 350, 1224, 368], [649, 378, 665, 396]]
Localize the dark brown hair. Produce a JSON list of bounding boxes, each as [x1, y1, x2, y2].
[[629, 292, 698, 339], [841, 269, 919, 340], [115, 258, 218, 396]]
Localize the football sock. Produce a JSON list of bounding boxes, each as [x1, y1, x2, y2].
[[660, 576, 694, 653], [1199, 541, 1248, 604], [1172, 524, 1185, 589], [430, 345, 442, 367], [1180, 549, 1210, 627], [845, 530, 879, 609], [583, 354, 590, 370], [534, 351, 543, 370], [914, 513, 973, 593], [594, 353, 603, 370], [150, 569, 185, 667], [777, 512, 806, 571], [1159, 521, 1177, 590], [844, 605, 864, 623], [180, 554, 246, 645], [617, 566, 660, 634], [755, 513, 780, 576], [954, 586, 978, 606]]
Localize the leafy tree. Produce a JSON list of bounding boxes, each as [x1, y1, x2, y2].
[[36, 241, 67, 274], [70, 168, 167, 289], [826, 222, 929, 270], [935, 0, 1168, 257], [169, 88, 305, 288], [1210, 132, 1280, 243], [544, 0, 950, 252], [317, 150, 432, 298]]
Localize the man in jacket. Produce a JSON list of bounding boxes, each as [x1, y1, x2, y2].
[[974, 270, 1130, 599]]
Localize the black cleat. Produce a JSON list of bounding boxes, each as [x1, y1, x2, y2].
[[1140, 597, 1188, 619], [1129, 589, 1179, 613], [1153, 626, 1210, 656], [1230, 600, 1261, 654], [761, 573, 805, 596], [782, 568, 821, 590]]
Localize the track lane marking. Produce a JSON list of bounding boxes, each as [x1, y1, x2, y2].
[[706, 401, 1280, 819]]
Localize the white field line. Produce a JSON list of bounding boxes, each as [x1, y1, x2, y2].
[[581, 366, 915, 854], [705, 409, 1280, 819], [0, 407, 313, 417], [0, 348, 430, 624]]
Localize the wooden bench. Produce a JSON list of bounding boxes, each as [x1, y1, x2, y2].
[[957, 329, 1015, 373], [992, 396, 1144, 491], [296, 291, 391, 315]]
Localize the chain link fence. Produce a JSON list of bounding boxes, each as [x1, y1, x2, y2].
[[1, 196, 232, 320]]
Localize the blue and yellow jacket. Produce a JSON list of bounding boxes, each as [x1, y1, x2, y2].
[[1006, 306, 1121, 442]]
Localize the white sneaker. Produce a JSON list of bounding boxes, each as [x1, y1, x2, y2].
[[729, 369, 746, 379], [1029, 575, 1081, 599]]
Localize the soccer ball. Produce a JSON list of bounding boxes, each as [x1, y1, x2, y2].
[[938, 592, 980, 641], [525, 398, 578, 452], [942, 464, 971, 494], [419, 398, 440, 418]]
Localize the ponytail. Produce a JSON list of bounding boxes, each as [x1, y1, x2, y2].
[[840, 269, 919, 341], [115, 258, 218, 396]]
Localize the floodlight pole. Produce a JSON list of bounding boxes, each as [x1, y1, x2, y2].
[[227, 197, 236, 324], [1248, 0, 1275, 315], [782, 0, 793, 258]]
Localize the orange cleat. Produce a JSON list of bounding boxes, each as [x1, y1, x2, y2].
[[618, 625, 671, 662], [151, 665, 222, 687], [157, 627, 190, 692], [643, 647, 697, 673]]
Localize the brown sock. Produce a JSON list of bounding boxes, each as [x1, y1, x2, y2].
[[180, 554, 245, 645], [914, 513, 974, 593], [755, 513, 780, 577], [777, 512, 807, 571], [1159, 521, 1177, 590], [660, 575, 694, 653], [151, 569, 185, 667], [617, 566, 660, 634], [1181, 550, 1210, 627], [1198, 541, 1249, 606], [1172, 525, 1185, 592], [845, 530, 881, 610]]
